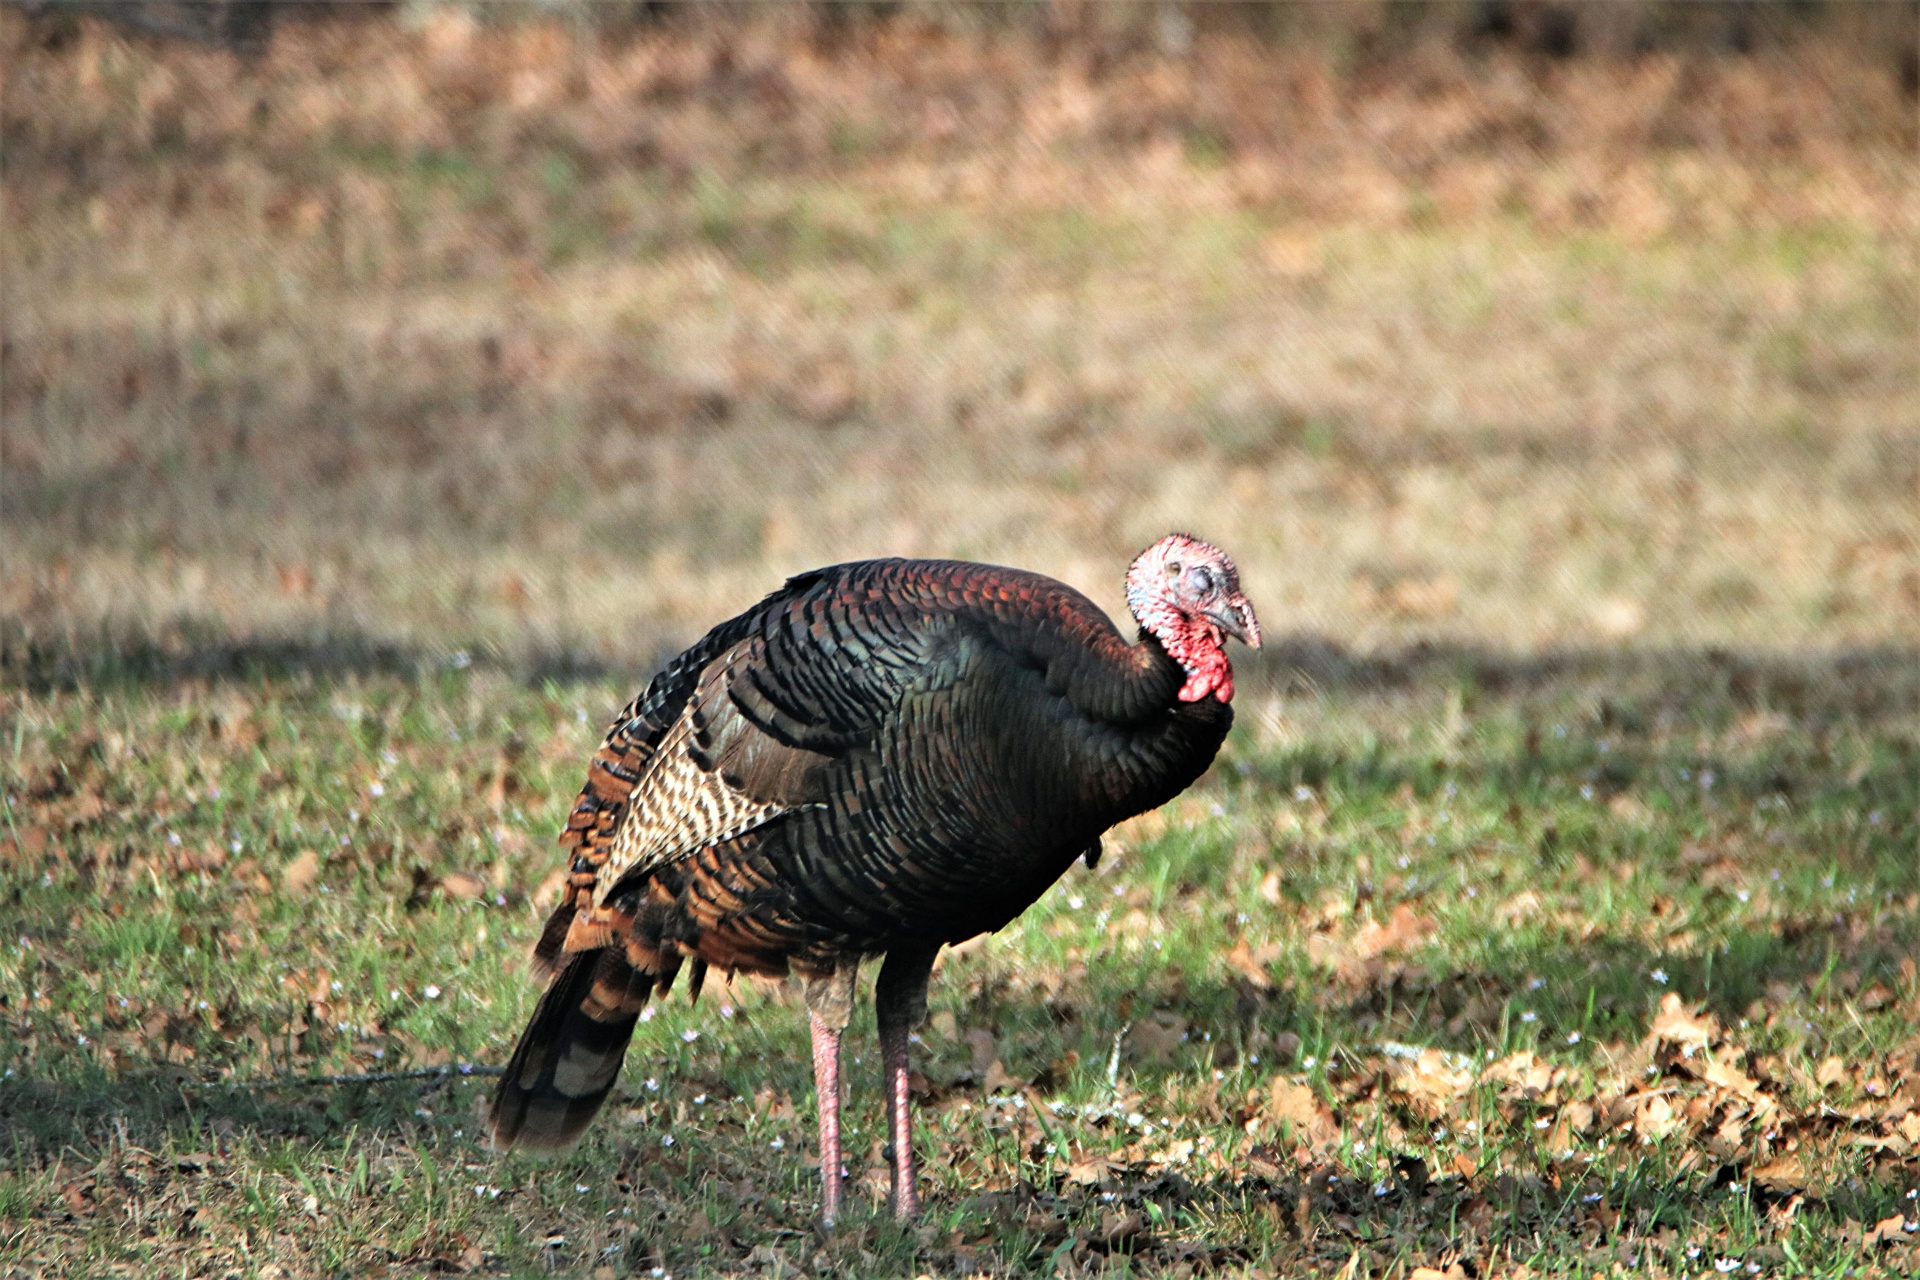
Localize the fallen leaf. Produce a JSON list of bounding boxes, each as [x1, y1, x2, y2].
[[1127, 1012, 1187, 1064], [1865, 1214, 1911, 1247], [1224, 939, 1276, 989], [1752, 1155, 1808, 1192], [1391, 1048, 1475, 1120], [281, 851, 320, 894], [982, 1059, 1024, 1093], [531, 867, 570, 910], [1816, 1056, 1849, 1089], [1496, 891, 1543, 923], [1633, 1095, 1682, 1142], [435, 870, 486, 900], [1352, 902, 1433, 959], [1067, 1152, 1113, 1185], [1267, 1078, 1339, 1151], [1482, 1051, 1557, 1099], [1703, 1059, 1764, 1103], [964, 1028, 996, 1077], [1649, 994, 1715, 1051]]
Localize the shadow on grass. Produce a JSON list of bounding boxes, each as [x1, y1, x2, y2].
[[0, 1063, 490, 1156], [7, 618, 1918, 724]]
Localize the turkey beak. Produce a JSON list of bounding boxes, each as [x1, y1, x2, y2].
[[1207, 595, 1262, 649]]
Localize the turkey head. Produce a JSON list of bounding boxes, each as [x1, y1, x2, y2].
[[1124, 532, 1262, 703]]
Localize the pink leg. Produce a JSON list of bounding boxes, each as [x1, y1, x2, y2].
[[874, 945, 937, 1221], [879, 1010, 918, 1219], [808, 1008, 845, 1228]]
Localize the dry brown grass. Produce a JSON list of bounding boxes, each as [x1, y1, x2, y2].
[[3, 10, 1916, 669]]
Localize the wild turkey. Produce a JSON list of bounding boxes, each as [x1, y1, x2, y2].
[[490, 533, 1260, 1224]]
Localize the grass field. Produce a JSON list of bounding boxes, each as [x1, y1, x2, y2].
[[2, 645, 1917, 1277], [3, 8, 1919, 1277], [5, 11, 1917, 663]]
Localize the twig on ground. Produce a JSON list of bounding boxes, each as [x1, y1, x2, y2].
[[187, 1064, 504, 1089]]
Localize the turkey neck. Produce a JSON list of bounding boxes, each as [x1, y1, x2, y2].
[[1072, 625, 1234, 822]]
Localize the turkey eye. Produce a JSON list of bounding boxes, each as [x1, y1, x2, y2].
[[1189, 566, 1215, 594]]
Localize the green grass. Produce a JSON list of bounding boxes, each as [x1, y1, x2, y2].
[[2, 647, 1915, 1277]]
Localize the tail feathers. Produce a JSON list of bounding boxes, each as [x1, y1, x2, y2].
[[490, 949, 645, 1153]]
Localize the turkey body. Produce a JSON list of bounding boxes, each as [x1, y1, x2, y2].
[[491, 553, 1244, 1217]]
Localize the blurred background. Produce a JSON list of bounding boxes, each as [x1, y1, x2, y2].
[[4, 0, 1916, 683]]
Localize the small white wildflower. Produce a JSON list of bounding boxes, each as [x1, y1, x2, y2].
[[719, 1005, 734, 1019], [661, 1134, 674, 1147], [390, 989, 401, 1001], [368, 781, 385, 797], [644, 1077, 658, 1091], [680, 1029, 699, 1043], [1068, 896, 1085, 910], [576, 1184, 590, 1193], [640, 1007, 655, 1022], [1567, 1031, 1582, 1043], [1714, 1260, 1739, 1273], [1520, 1010, 1537, 1023], [1650, 969, 1668, 984], [769, 1137, 783, 1150], [424, 985, 441, 1000], [1301, 1055, 1315, 1069], [1580, 785, 1594, 800], [1529, 977, 1545, 990], [168, 832, 182, 846]]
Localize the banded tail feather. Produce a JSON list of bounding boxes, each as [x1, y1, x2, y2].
[[490, 948, 649, 1152]]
